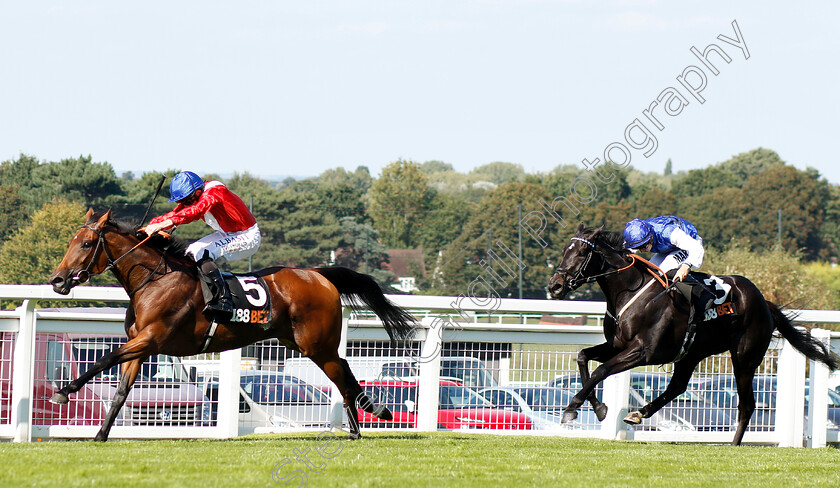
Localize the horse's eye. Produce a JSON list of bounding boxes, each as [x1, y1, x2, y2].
[[81, 241, 93, 249]]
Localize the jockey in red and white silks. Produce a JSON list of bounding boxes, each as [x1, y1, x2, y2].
[[149, 180, 260, 264], [145, 171, 260, 320]]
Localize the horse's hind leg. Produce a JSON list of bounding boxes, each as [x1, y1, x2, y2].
[[341, 359, 392, 421], [94, 357, 146, 442], [625, 357, 702, 425], [576, 342, 618, 421], [314, 355, 365, 440]]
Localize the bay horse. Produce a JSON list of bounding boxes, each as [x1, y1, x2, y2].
[[547, 224, 838, 445], [47, 209, 416, 441]]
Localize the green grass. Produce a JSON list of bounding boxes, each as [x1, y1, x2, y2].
[[2, 433, 839, 487]]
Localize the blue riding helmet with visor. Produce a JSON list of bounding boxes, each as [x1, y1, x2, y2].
[[623, 218, 653, 249], [168, 171, 205, 202]]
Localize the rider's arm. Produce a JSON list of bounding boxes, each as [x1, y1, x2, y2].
[[158, 192, 217, 227], [670, 228, 705, 269]]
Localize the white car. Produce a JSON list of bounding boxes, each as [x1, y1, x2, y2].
[[478, 387, 600, 430], [200, 370, 339, 433]]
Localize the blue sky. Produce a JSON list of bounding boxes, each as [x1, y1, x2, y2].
[[2, 1, 838, 183]]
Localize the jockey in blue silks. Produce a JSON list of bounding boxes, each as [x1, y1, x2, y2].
[[623, 215, 714, 333], [623, 215, 705, 283]]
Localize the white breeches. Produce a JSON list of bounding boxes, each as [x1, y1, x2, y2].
[[649, 249, 689, 273], [186, 224, 261, 264]]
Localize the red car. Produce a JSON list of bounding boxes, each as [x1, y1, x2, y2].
[[357, 380, 532, 430]]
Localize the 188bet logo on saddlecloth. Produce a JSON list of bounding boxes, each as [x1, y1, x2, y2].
[[231, 308, 269, 324]]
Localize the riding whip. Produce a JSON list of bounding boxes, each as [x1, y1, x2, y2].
[[139, 174, 167, 225]]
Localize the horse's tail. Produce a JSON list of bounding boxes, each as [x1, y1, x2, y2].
[[768, 301, 839, 371], [315, 267, 416, 345]]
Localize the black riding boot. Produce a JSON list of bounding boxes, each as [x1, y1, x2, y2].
[[197, 257, 234, 321], [674, 280, 716, 325]]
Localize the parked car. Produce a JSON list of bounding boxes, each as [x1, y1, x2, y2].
[[692, 376, 840, 431], [477, 386, 600, 430], [550, 372, 732, 431], [200, 370, 338, 432], [357, 380, 532, 430], [8, 334, 209, 427]]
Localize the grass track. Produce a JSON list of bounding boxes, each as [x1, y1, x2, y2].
[[2, 432, 839, 487]]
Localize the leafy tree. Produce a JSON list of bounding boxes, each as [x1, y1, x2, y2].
[[705, 241, 836, 310], [671, 165, 738, 199], [0, 185, 27, 240], [664, 158, 673, 176], [436, 182, 554, 298], [468, 162, 525, 185], [368, 160, 435, 248], [718, 147, 785, 187], [420, 160, 454, 174], [417, 192, 475, 264], [630, 184, 678, 218], [316, 166, 373, 192], [736, 165, 829, 259], [0, 199, 118, 306], [333, 217, 395, 288]]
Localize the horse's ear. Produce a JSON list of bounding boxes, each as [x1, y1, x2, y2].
[[95, 209, 111, 229], [576, 222, 586, 234], [84, 208, 94, 222]]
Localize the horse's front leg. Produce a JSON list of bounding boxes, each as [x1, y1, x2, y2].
[[50, 331, 157, 405], [562, 343, 646, 423], [575, 342, 619, 422], [94, 357, 146, 442]]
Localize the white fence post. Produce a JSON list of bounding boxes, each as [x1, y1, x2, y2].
[[776, 336, 807, 447], [329, 307, 350, 429], [806, 328, 830, 448], [601, 370, 630, 440], [417, 317, 442, 432], [216, 347, 241, 438], [11, 300, 36, 443]]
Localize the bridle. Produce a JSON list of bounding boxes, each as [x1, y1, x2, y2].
[[71, 223, 165, 296], [553, 236, 637, 292]]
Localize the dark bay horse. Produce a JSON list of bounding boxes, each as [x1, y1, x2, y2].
[[48, 209, 416, 441], [547, 224, 838, 445]]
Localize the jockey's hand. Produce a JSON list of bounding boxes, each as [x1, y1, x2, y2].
[[675, 263, 690, 282], [144, 219, 174, 236]]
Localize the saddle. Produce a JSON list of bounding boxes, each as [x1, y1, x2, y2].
[[670, 271, 736, 323], [198, 272, 273, 330], [668, 271, 737, 362]]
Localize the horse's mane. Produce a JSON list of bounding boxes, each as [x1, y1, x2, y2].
[[579, 225, 627, 253], [89, 211, 191, 260]]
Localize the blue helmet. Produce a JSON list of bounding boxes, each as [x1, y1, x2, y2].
[[623, 218, 653, 249], [168, 171, 205, 202]]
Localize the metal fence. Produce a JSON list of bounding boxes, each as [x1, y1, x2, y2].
[[1, 285, 838, 447]]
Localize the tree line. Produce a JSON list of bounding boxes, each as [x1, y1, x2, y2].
[[0, 148, 838, 309]]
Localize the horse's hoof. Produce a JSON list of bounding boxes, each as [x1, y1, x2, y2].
[[348, 431, 361, 441], [562, 410, 578, 423], [93, 432, 108, 442], [623, 411, 643, 425], [49, 393, 69, 405], [374, 405, 393, 421], [594, 404, 608, 422]]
